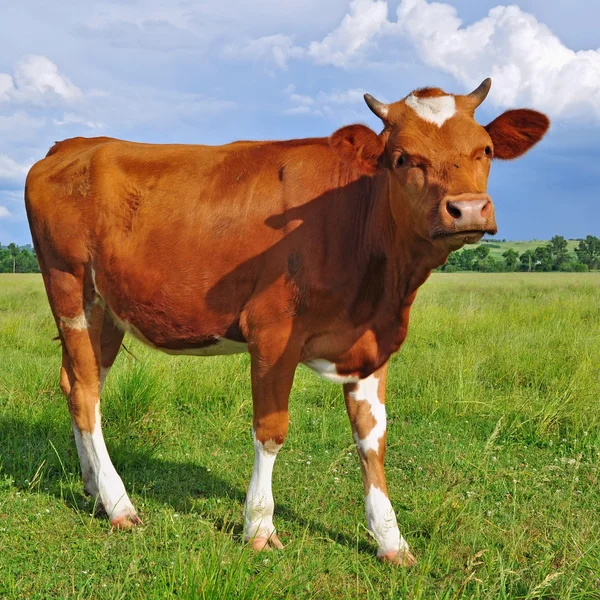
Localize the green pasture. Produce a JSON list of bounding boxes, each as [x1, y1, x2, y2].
[[1, 273, 599, 599]]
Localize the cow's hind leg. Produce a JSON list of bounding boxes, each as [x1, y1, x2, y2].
[[343, 363, 416, 566], [50, 270, 139, 528], [244, 329, 298, 551], [99, 310, 125, 392]]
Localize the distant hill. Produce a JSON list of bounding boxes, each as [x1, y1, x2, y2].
[[472, 239, 580, 260]]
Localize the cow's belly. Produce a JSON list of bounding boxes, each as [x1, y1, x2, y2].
[[162, 338, 248, 356], [106, 306, 248, 356]]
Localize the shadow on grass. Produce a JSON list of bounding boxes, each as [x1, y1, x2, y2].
[[0, 415, 375, 556]]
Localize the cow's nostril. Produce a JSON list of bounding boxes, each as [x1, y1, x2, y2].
[[446, 201, 462, 219], [481, 200, 492, 218]]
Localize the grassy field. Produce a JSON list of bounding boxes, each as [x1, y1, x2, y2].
[[1, 273, 600, 599], [472, 240, 580, 260]]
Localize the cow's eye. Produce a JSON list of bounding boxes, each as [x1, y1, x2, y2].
[[395, 154, 408, 168], [484, 146, 492, 157]]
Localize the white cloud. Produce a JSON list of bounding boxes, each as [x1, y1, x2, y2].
[[308, 0, 388, 67], [0, 111, 45, 133], [395, 0, 600, 118], [284, 85, 367, 117], [0, 55, 83, 105], [284, 105, 313, 115], [0, 155, 30, 180], [321, 88, 367, 104], [53, 113, 104, 129], [224, 35, 305, 70], [284, 84, 315, 106], [0, 206, 11, 219], [86, 1, 192, 31]]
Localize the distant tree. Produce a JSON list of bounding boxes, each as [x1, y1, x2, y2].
[[533, 245, 553, 272], [0, 243, 40, 273], [570, 262, 589, 272], [519, 249, 534, 272], [459, 248, 477, 271], [575, 235, 600, 270], [502, 248, 520, 271], [0, 246, 9, 272], [549, 235, 569, 270], [474, 245, 490, 260], [443, 251, 462, 271], [17, 248, 40, 273], [477, 256, 504, 272], [7, 242, 18, 274]]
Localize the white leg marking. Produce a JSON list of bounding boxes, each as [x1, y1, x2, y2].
[[59, 298, 99, 332], [405, 94, 456, 127], [73, 404, 136, 521], [365, 484, 407, 556], [303, 359, 360, 384], [244, 431, 282, 540], [60, 312, 89, 331], [348, 374, 386, 455]]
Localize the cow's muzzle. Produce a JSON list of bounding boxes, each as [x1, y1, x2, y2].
[[433, 193, 497, 243]]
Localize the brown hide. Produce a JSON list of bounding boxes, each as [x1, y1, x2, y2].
[[26, 133, 438, 380]]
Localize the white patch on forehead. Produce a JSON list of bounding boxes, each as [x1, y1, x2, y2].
[[303, 359, 360, 384], [405, 94, 456, 127], [349, 374, 386, 455]]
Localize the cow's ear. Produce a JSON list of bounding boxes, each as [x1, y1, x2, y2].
[[485, 109, 549, 160], [330, 124, 384, 174]]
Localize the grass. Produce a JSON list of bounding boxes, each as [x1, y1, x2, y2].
[[1, 272, 600, 599]]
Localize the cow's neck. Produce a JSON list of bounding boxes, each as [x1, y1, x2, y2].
[[361, 172, 448, 301], [347, 171, 449, 356]]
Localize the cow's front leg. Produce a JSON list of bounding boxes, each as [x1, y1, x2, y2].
[[244, 332, 298, 551], [343, 363, 416, 566]]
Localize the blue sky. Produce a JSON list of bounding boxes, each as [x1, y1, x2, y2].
[[0, 0, 599, 244]]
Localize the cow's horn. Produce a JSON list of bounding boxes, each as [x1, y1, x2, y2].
[[364, 93, 389, 120], [467, 78, 492, 109]]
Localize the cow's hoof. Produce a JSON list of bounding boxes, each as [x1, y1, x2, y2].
[[379, 548, 417, 567], [247, 533, 284, 551], [110, 512, 143, 530]]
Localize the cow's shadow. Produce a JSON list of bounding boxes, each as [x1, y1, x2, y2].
[[0, 415, 379, 555]]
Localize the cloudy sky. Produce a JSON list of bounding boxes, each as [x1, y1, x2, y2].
[[1, 0, 599, 244]]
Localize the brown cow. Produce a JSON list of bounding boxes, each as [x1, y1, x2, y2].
[[25, 78, 548, 565]]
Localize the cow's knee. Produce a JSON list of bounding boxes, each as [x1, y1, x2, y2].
[[253, 412, 288, 448]]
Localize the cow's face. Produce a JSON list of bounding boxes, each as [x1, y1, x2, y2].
[[330, 79, 549, 251]]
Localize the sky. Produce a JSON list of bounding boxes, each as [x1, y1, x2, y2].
[[0, 0, 599, 244]]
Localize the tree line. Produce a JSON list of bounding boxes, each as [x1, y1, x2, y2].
[[1, 235, 599, 274], [0, 243, 40, 273], [440, 236, 600, 272]]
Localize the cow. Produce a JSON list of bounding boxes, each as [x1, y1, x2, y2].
[[25, 78, 549, 566]]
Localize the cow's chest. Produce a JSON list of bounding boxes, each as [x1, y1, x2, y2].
[[300, 313, 409, 383]]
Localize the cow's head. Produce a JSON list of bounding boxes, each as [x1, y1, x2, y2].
[[330, 79, 549, 251]]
